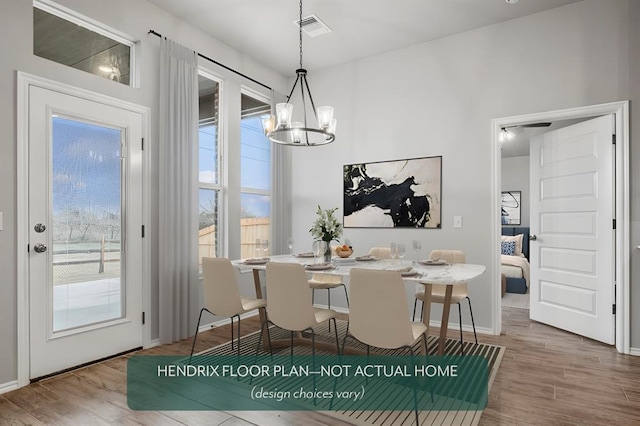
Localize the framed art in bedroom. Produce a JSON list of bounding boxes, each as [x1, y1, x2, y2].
[[343, 155, 442, 228], [501, 190, 521, 225]]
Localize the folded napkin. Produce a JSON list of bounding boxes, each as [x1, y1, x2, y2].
[[355, 255, 375, 261], [244, 257, 269, 264], [387, 266, 413, 273], [296, 252, 315, 258]]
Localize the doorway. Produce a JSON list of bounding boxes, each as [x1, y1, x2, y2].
[[17, 73, 151, 384], [491, 101, 630, 354]]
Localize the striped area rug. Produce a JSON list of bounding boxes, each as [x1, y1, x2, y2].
[[195, 320, 504, 426]]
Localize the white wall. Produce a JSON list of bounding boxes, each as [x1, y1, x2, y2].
[[290, 0, 639, 339], [501, 156, 530, 227], [0, 0, 286, 385]]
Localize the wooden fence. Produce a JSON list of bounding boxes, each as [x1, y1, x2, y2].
[[199, 217, 270, 261]]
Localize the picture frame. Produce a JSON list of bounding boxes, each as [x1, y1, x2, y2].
[[501, 191, 521, 225], [343, 155, 442, 228]]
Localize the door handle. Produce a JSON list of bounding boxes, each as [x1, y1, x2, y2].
[[33, 243, 47, 253], [529, 235, 537, 241], [34, 223, 46, 233]]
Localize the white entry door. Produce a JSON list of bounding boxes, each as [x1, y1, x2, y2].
[[28, 85, 144, 379], [529, 115, 615, 344]]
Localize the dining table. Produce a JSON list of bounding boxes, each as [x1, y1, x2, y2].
[[232, 254, 486, 356]]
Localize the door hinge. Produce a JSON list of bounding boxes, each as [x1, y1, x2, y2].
[[27, 244, 30, 253], [612, 304, 616, 315], [141, 225, 145, 238], [141, 137, 144, 151], [612, 134, 616, 145], [142, 311, 146, 325], [613, 219, 616, 230]]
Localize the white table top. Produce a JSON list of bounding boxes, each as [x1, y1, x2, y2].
[[233, 254, 485, 286]]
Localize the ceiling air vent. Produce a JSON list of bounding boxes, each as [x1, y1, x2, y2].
[[293, 14, 332, 38]]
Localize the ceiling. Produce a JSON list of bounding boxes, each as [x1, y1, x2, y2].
[[147, 0, 582, 76]]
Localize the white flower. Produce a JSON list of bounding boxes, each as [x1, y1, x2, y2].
[[309, 205, 343, 242]]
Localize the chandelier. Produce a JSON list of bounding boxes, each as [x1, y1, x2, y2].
[[262, 0, 336, 146]]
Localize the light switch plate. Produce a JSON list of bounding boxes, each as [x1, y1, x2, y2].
[[453, 215, 462, 228]]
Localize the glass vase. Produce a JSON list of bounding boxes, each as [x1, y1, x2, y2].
[[323, 240, 332, 263]]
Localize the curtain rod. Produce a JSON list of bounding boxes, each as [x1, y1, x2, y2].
[[148, 29, 272, 91]]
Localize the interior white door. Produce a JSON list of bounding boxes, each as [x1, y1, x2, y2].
[[529, 114, 615, 344], [28, 85, 144, 379]]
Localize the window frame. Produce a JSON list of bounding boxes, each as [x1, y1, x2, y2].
[[197, 69, 224, 259], [240, 87, 272, 247]]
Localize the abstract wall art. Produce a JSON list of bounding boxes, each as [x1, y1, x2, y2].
[[343, 156, 442, 228], [501, 191, 521, 225]]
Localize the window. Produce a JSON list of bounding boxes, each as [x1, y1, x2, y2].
[[33, 1, 134, 86], [240, 92, 271, 259], [198, 73, 221, 262]]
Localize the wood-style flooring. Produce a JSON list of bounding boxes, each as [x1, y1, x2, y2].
[[2, 308, 640, 425]]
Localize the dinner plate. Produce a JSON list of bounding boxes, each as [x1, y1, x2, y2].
[[295, 252, 315, 258], [418, 259, 447, 266], [355, 255, 376, 261], [386, 267, 419, 276], [243, 258, 269, 265], [305, 263, 334, 271]]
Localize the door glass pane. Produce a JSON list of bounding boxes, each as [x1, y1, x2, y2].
[[52, 116, 123, 332]]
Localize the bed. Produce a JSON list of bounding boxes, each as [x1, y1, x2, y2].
[[501, 227, 530, 294]]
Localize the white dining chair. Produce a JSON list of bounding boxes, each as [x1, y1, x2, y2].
[[257, 262, 340, 356], [190, 257, 267, 361], [346, 268, 429, 425], [308, 273, 349, 331], [368, 246, 392, 259], [413, 249, 477, 354]]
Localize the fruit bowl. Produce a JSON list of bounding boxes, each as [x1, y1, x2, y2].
[[336, 245, 353, 258]]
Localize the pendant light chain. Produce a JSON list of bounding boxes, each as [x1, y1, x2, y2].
[[262, 0, 336, 146], [299, 0, 303, 69]]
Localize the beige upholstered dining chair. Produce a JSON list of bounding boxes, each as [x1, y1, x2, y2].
[[308, 273, 349, 328], [346, 268, 429, 425], [413, 249, 477, 354], [257, 262, 340, 355], [368, 246, 392, 259], [190, 257, 267, 361]]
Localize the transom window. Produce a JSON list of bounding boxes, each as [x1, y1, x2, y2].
[[33, 1, 135, 86]]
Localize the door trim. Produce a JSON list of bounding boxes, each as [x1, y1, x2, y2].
[[491, 101, 630, 354], [16, 72, 152, 387]]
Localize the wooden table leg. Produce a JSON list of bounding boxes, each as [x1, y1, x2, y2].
[[420, 283, 433, 355], [252, 269, 270, 348], [437, 285, 454, 355]]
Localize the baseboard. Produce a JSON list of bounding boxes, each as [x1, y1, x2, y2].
[[0, 380, 18, 395], [428, 319, 493, 336], [147, 339, 160, 349], [630, 347, 640, 356]]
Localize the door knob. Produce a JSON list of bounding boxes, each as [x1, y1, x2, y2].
[[33, 243, 47, 253], [529, 235, 537, 241], [34, 223, 46, 233]]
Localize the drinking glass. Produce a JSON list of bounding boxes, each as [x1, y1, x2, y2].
[[397, 243, 406, 264], [287, 237, 294, 255], [390, 242, 398, 264], [261, 239, 270, 256], [255, 238, 262, 258], [412, 240, 422, 264]]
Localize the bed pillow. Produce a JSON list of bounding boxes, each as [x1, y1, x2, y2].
[[501, 234, 523, 256], [501, 241, 516, 256]]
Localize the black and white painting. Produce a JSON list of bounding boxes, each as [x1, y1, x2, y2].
[[343, 156, 442, 228], [501, 191, 521, 225]]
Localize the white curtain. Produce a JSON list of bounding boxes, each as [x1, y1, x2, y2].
[[270, 90, 293, 255], [158, 38, 199, 344]]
